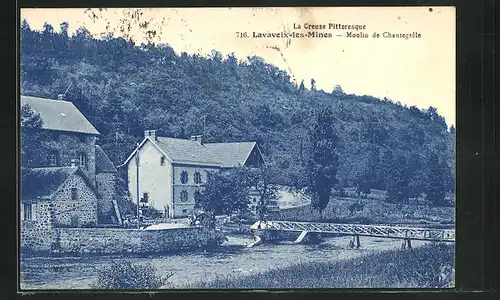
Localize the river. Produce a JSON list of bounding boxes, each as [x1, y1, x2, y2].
[[20, 234, 428, 289]]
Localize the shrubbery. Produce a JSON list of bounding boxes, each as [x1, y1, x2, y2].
[[90, 260, 172, 289]]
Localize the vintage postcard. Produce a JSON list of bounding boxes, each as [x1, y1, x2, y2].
[[19, 7, 456, 290]]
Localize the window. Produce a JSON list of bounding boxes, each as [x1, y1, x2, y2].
[[180, 171, 188, 184], [194, 172, 202, 184], [180, 190, 188, 202], [71, 188, 78, 200], [78, 134, 86, 143], [23, 203, 32, 220], [194, 190, 201, 201], [160, 156, 166, 166], [48, 151, 58, 167], [182, 209, 187, 214], [78, 152, 87, 168], [141, 193, 149, 204]]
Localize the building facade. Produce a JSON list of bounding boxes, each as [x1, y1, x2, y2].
[[124, 131, 265, 218], [21, 167, 99, 227], [21, 95, 119, 225]]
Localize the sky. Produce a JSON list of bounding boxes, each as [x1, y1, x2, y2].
[[21, 7, 456, 126]]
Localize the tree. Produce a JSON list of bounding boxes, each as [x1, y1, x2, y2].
[[426, 152, 447, 206], [20, 104, 45, 168], [355, 158, 376, 197], [386, 154, 410, 204], [310, 78, 316, 92], [332, 85, 344, 94], [298, 80, 305, 92], [243, 166, 278, 221], [307, 107, 339, 217], [194, 169, 250, 224]]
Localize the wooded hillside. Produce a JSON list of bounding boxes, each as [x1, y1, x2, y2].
[[20, 20, 455, 203]]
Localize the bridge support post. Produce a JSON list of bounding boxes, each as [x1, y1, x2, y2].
[[401, 239, 413, 250], [350, 235, 361, 249]]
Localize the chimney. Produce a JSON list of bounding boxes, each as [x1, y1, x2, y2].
[[70, 158, 78, 167], [190, 135, 203, 145], [57, 94, 65, 100], [144, 130, 157, 141]]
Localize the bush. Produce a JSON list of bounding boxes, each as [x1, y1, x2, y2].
[[82, 221, 97, 228], [141, 206, 163, 219], [90, 260, 172, 289]]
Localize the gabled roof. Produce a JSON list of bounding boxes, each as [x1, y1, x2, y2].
[[21, 95, 100, 135], [204, 142, 258, 168], [122, 136, 262, 168], [154, 137, 222, 166], [21, 167, 101, 202], [21, 167, 77, 201], [95, 145, 117, 173]]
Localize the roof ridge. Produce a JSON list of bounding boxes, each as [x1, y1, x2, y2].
[[21, 95, 72, 103], [205, 141, 256, 144], [29, 166, 78, 171]]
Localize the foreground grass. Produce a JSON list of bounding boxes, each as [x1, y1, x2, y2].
[[186, 243, 455, 289]]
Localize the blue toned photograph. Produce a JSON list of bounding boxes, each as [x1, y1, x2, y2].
[[19, 7, 456, 290]]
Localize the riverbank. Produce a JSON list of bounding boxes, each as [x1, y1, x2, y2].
[[278, 193, 455, 226], [186, 243, 455, 289], [21, 235, 425, 289]]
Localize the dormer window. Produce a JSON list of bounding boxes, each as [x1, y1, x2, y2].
[[160, 156, 166, 166], [78, 152, 87, 168], [180, 171, 188, 184]]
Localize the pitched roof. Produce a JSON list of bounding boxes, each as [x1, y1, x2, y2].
[[95, 145, 117, 173], [21, 95, 100, 135], [123, 136, 261, 168], [154, 137, 222, 166], [21, 167, 101, 201], [21, 167, 78, 201], [204, 142, 257, 168]]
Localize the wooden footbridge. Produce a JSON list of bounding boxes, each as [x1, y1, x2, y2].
[[248, 221, 455, 248]]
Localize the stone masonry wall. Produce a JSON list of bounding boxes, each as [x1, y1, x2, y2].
[[21, 220, 53, 254], [51, 174, 98, 227], [40, 132, 97, 184], [21, 227, 226, 256], [96, 172, 116, 221]]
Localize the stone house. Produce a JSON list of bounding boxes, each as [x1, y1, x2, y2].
[[20, 95, 120, 225], [21, 166, 100, 228], [123, 130, 271, 218]]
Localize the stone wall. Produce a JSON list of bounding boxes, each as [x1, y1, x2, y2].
[[51, 173, 98, 227], [21, 227, 226, 256], [20, 219, 53, 255], [96, 172, 116, 221], [38, 131, 97, 184]]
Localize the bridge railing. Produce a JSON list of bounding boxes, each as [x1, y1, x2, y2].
[[251, 221, 455, 242]]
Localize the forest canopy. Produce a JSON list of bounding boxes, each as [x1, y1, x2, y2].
[[20, 20, 455, 204]]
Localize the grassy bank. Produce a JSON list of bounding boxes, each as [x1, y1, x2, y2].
[[187, 243, 455, 289], [277, 190, 454, 226]]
